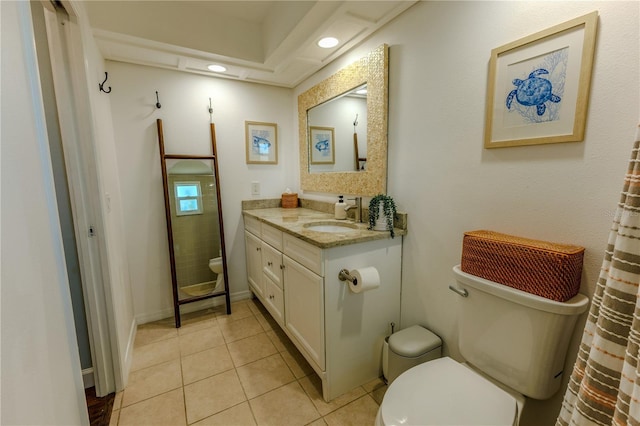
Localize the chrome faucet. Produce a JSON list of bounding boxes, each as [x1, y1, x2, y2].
[[344, 197, 363, 223]]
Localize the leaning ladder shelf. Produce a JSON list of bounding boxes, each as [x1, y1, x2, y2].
[[156, 119, 231, 328]]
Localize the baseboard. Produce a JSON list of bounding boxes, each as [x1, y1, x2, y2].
[[82, 368, 95, 389], [135, 290, 252, 325], [120, 318, 137, 390]]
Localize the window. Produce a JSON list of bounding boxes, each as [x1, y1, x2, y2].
[[174, 182, 203, 216]]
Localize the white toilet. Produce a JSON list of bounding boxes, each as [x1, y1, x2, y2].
[[376, 265, 589, 426], [208, 257, 224, 291]]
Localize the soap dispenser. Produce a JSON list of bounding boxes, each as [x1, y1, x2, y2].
[[335, 196, 347, 220]]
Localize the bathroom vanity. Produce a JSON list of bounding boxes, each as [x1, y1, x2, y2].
[[243, 206, 404, 401]]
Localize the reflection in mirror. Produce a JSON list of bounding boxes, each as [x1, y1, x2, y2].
[[166, 159, 223, 300], [299, 44, 388, 196], [307, 84, 367, 173]]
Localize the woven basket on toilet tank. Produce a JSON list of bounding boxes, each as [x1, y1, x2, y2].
[[461, 230, 584, 302]]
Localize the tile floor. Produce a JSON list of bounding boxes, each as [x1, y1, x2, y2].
[[110, 298, 388, 425]]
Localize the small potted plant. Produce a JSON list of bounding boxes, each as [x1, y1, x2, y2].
[[368, 194, 397, 238]]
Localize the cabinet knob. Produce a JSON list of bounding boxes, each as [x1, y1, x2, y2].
[[280, 264, 285, 270], [268, 261, 273, 266], [256, 247, 261, 251]]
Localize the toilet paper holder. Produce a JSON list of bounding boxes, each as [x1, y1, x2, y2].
[[338, 269, 358, 286]]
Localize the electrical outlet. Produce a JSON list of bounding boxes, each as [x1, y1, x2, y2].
[[251, 181, 260, 196]]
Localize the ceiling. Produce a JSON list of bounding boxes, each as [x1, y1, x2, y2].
[[85, 1, 417, 88]]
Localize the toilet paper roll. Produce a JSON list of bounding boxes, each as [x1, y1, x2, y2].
[[348, 267, 380, 293]]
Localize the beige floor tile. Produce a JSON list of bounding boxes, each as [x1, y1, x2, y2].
[[219, 316, 264, 343], [178, 314, 217, 336], [118, 388, 186, 426], [370, 384, 387, 405], [299, 375, 366, 416], [192, 401, 256, 426], [227, 333, 278, 367], [307, 419, 327, 426], [265, 328, 293, 352], [112, 391, 123, 411], [135, 322, 178, 347], [184, 369, 247, 424], [122, 359, 183, 407], [281, 346, 315, 379], [236, 353, 296, 399], [249, 381, 320, 426], [255, 311, 279, 332], [216, 302, 255, 325], [182, 345, 234, 384], [362, 377, 386, 394], [130, 337, 180, 371], [179, 325, 225, 356], [247, 298, 268, 315], [362, 377, 387, 404], [322, 395, 379, 426]]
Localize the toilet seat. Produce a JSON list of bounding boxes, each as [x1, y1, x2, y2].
[[378, 357, 517, 426]]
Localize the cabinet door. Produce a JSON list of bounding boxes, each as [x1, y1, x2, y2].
[[245, 231, 264, 298], [262, 242, 283, 288], [263, 274, 284, 326], [283, 255, 325, 370]]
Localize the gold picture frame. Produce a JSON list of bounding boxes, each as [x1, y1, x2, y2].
[[484, 11, 598, 148], [245, 121, 278, 164], [309, 126, 335, 165]]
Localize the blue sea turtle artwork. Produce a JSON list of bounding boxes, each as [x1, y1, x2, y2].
[[315, 139, 330, 153], [506, 68, 561, 116]]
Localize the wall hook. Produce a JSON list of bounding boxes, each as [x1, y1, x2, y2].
[[155, 91, 162, 109], [99, 72, 111, 93]]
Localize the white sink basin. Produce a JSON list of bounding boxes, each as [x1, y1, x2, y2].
[[303, 221, 359, 233]]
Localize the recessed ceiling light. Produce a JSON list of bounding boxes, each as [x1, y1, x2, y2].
[[207, 64, 227, 73], [317, 37, 339, 48]]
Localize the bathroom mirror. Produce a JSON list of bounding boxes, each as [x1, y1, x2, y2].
[[299, 44, 388, 196], [157, 119, 230, 328]]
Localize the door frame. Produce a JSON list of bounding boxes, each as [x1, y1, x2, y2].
[[41, 0, 121, 396]]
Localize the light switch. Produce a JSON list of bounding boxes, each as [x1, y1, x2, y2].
[[251, 181, 260, 195]]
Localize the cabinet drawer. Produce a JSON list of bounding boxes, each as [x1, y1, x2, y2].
[[244, 215, 261, 237], [283, 233, 323, 276], [262, 223, 283, 251], [262, 242, 283, 289]]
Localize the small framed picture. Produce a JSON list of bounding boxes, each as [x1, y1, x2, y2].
[[245, 121, 278, 164], [484, 12, 598, 148], [309, 126, 335, 164]]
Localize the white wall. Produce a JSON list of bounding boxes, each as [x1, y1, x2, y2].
[[295, 2, 639, 425], [107, 63, 295, 322], [0, 1, 88, 423]]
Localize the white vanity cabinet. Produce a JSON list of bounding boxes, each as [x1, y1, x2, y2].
[[243, 213, 402, 402], [244, 231, 264, 299]]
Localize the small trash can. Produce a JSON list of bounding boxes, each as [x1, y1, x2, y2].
[[383, 325, 442, 384]]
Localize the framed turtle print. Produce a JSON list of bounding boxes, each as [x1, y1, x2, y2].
[[245, 121, 277, 164], [484, 11, 598, 148], [309, 126, 335, 164]]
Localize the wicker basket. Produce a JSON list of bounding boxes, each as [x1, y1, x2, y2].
[[461, 230, 584, 302], [281, 193, 298, 209]]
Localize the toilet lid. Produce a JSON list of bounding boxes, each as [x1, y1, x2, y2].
[[380, 357, 517, 426]]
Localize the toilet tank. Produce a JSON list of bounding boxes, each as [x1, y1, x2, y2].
[[452, 265, 589, 400]]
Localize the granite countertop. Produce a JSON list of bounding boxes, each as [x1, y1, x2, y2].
[[242, 207, 406, 249]]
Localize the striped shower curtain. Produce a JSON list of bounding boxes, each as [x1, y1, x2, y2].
[[558, 126, 640, 426]]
